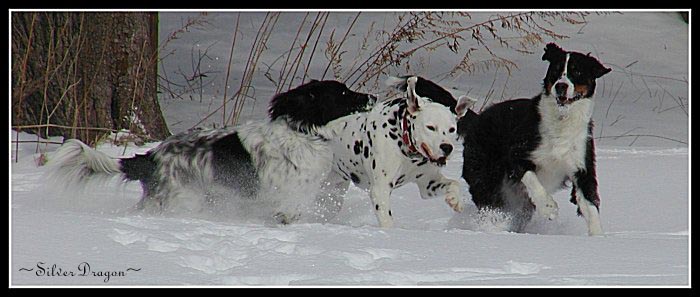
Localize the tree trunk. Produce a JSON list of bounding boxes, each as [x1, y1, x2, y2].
[[11, 12, 170, 147]]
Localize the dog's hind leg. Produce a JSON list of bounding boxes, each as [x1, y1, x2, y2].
[[572, 185, 603, 236]]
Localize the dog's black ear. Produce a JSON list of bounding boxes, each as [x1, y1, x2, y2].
[[268, 83, 319, 122], [406, 76, 421, 114], [594, 64, 612, 79], [542, 43, 565, 62]]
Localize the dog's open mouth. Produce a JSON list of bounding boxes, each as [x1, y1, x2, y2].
[[420, 143, 447, 167], [556, 95, 582, 106], [432, 156, 447, 167]]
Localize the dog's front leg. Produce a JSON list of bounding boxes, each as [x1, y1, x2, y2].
[[521, 170, 558, 220], [369, 184, 394, 228], [416, 174, 464, 212]]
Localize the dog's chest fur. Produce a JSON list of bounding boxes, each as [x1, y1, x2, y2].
[[529, 95, 593, 193], [330, 99, 431, 190]]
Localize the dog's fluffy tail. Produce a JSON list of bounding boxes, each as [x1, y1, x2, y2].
[[46, 139, 123, 186]]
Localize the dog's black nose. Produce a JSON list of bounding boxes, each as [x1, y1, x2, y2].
[[440, 143, 453, 156], [554, 82, 568, 95]]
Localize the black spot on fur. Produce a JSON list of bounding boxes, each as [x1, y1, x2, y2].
[[354, 140, 362, 155], [120, 152, 158, 196], [363, 146, 369, 159], [350, 173, 360, 184], [210, 132, 260, 199], [415, 173, 423, 179], [372, 159, 376, 170]]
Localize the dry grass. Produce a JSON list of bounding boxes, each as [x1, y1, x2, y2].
[[171, 11, 594, 129]]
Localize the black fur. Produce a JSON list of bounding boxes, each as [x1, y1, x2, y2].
[[118, 80, 375, 210], [210, 133, 259, 199], [120, 152, 158, 197], [458, 43, 610, 232], [269, 80, 377, 129], [391, 76, 458, 113], [459, 97, 542, 210]]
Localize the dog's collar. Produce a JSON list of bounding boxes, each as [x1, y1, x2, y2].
[[401, 113, 418, 154]]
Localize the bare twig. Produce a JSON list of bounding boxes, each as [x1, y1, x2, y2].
[[222, 12, 241, 126]]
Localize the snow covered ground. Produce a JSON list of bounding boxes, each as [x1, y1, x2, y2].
[[10, 11, 689, 287]]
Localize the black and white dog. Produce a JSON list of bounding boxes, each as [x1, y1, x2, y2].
[[319, 77, 475, 227], [47, 80, 377, 224], [458, 43, 611, 235]]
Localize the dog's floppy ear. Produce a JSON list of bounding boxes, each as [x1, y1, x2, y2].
[[542, 43, 565, 62], [454, 95, 478, 119], [593, 64, 612, 79], [406, 76, 421, 114]]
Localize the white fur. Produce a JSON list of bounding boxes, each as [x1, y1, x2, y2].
[[521, 171, 558, 220], [531, 94, 593, 194], [575, 186, 604, 236], [47, 118, 336, 222], [552, 53, 576, 99], [523, 93, 600, 233], [46, 139, 122, 188], [237, 119, 335, 218], [320, 77, 467, 227]]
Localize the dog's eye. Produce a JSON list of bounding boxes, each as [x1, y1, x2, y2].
[[426, 125, 436, 131], [449, 127, 456, 133], [342, 91, 347, 95]]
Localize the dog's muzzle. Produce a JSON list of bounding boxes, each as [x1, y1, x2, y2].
[[554, 82, 581, 106]]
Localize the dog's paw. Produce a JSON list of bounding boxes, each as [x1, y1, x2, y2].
[[378, 217, 394, 228], [445, 195, 464, 213], [535, 197, 559, 220]]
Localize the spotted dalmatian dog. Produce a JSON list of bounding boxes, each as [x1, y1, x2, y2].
[[320, 77, 475, 227]]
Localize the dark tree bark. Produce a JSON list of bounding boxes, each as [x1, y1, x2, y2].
[[11, 12, 170, 146]]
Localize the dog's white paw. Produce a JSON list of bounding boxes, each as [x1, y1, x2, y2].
[[378, 217, 394, 228], [535, 197, 559, 220], [445, 195, 464, 213]]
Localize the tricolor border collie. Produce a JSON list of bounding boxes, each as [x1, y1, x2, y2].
[[458, 43, 611, 235], [319, 76, 475, 228], [47, 80, 377, 224]]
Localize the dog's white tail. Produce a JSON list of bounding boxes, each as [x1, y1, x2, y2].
[[45, 139, 123, 187]]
